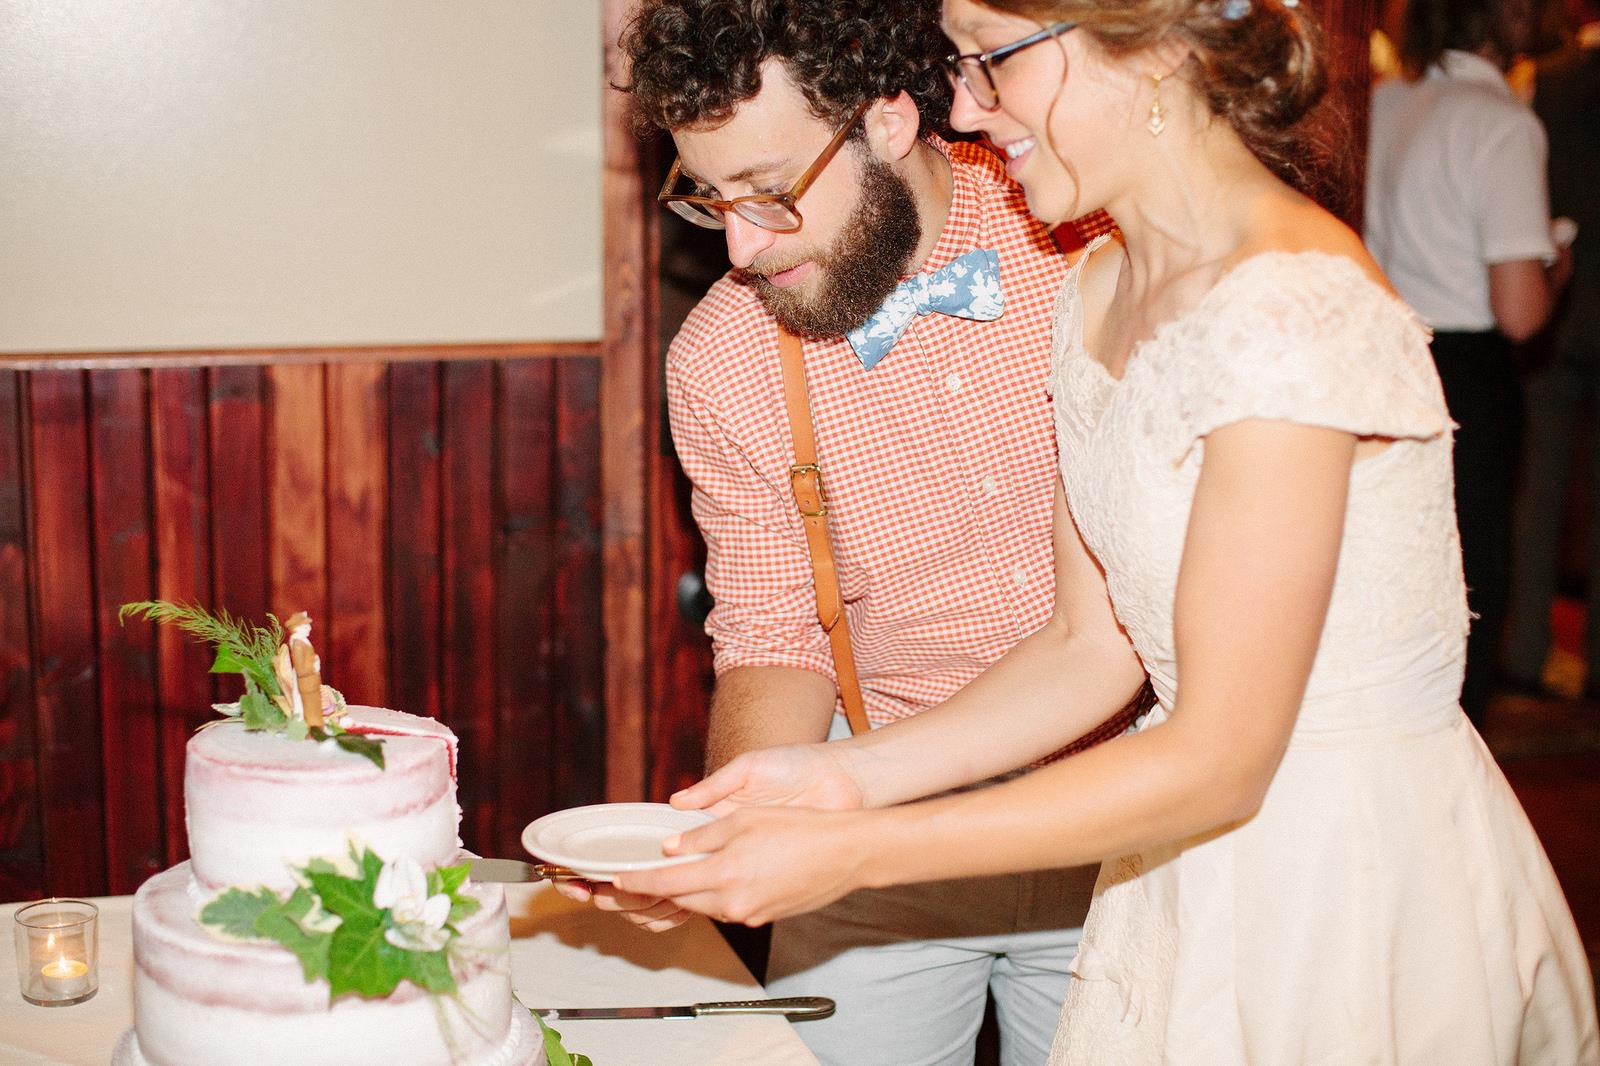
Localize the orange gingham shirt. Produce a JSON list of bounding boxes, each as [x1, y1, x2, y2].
[[668, 137, 1072, 727]]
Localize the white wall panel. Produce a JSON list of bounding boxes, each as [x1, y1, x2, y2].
[[0, 1, 602, 351]]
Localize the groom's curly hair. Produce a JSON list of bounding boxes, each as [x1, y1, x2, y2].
[[620, 0, 953, 137]]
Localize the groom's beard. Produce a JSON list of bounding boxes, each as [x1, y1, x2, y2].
[[737, 153, 922, 340]]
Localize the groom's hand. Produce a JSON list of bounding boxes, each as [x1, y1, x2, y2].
[[551, 879, 694, 932]]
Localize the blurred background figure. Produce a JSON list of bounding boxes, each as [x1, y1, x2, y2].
[[1371, 0, 1409, 80], [1504, 0, 1600, 699], [1365, 0, 1572, 725]]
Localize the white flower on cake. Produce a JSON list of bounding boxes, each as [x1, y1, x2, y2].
[[374, 857, 452, 952]]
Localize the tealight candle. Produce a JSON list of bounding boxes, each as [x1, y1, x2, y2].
[[41, 956, 90, 998], [12, 898, 98, 1006]]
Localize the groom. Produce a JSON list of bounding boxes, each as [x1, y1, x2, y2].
[[592, 2, 1137, 1062]]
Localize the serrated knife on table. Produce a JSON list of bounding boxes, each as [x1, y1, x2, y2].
[[527, 997, 836, 1022]]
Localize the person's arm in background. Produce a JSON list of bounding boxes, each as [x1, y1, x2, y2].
[[1488, 252, 1573, 341], [1479, 103, 1572, 341]]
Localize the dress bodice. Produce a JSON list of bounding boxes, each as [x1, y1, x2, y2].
[[1047, 240, 1598, 1066], [1048, 239, 1471, 734]]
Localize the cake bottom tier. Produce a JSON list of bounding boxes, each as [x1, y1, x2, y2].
[[116, 863, 544, 1066]]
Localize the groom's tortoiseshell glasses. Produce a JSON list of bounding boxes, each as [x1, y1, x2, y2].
[[658, 99, 872, 234]]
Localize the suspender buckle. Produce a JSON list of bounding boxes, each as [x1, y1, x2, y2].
[[790, 463, 828, 517]]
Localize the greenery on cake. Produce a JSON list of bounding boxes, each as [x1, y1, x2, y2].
[[533, 1015, 594, 1066], [201, 845, 480, 1000], [119, 600, 384, 769]]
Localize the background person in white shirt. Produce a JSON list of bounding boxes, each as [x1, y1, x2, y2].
[[1365, 0, 1573, 724]]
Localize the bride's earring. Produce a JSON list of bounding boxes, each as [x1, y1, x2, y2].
[[1146, 74, 1166, 136]]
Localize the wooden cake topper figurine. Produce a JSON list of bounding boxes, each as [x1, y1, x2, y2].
[[283, 611, 325, 728]]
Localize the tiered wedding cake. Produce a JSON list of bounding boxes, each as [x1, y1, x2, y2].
[[111, 606, 544, 1066]]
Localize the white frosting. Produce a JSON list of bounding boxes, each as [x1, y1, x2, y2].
[[122, 706, 540, 1064], [120, 863, 542, 1066], [184, 707, 460, 891], [114, 1015, 542, 1066]]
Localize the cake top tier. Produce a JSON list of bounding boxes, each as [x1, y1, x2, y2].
[[188, 706, 458, 781], [185, 707, 463, 892]]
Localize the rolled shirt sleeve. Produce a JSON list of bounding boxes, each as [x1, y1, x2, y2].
[[1473, 109, 1556, 265], [666, 352, 837, 684]]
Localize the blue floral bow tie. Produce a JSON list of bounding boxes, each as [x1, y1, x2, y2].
[[845, 248, 1005, 369]]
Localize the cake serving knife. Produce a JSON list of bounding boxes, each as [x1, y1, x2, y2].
[[469, 857, 589, 883], [527, 997, 836, 1022]]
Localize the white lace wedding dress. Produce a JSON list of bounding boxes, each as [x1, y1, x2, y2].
[[1046, 237, 1599, 1064]]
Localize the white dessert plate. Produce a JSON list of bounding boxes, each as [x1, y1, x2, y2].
[[521, 802, 716, 882]]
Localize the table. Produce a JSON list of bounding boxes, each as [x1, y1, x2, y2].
[[1, 885, 820, 1066]]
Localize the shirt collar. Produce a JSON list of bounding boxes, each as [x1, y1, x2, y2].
[[916, 134, 982, 275], [1431, 49, 1514, 93]]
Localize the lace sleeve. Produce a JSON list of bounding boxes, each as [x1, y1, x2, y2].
[[1167, 255, 1451, 463]]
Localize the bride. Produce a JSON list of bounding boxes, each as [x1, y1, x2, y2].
[[614, 0, 1600, 1059]]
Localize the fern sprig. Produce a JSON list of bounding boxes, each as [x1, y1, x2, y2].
[[119, 600, 283, 697], [118, 600, 384, 768]]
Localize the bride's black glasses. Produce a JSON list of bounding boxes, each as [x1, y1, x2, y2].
[[943, 21, 1078, 111]]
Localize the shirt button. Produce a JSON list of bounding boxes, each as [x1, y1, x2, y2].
[[979, 475, 997, 496], [1011, 565, 1029, 588], [945, 373, 963, 392]]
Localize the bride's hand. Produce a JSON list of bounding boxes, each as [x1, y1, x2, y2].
[[670, 741, 866, 816], [614, 806, 871, 926], [560, 743, 864, 933]]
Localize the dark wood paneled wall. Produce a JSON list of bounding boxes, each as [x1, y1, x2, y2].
[[0, 356, 602, 900], [1325, 0, 1378, 227], [601, 0, 658, 807]]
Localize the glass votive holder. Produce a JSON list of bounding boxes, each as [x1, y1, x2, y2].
[[12, 898, 98, 1006]]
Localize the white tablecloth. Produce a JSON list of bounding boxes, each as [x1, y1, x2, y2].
[[1, 885, 819, 1066]]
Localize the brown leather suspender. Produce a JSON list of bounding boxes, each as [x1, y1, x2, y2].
[[776, 327, 872, 736], [772, 326, 1155, 748]]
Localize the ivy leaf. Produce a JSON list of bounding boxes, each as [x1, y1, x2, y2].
[[307, 869, 380, 925], [534, 1014, 594, 1066], [307, 727, 386, 771], [426, 861, 479, 923], [255, 896, 332, 983], [200, 887, 277, 939], [428, 862, 471, 898], [240, 690, 287, 732], [333, 731, 385, 770], [358, 846, 384, 885], [385, 940, 455, 994], [285, 717, 309, 742], [199, 886, 334, 984], [275, 847, 467, 1003], [326, 914, 398, 999], [283, 885, 319, 922]]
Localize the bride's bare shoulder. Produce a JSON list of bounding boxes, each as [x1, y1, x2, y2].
[[1244, 198, 1395, 295]]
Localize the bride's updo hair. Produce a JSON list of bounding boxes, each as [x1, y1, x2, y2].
[[979, 0, 1340, 203]]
